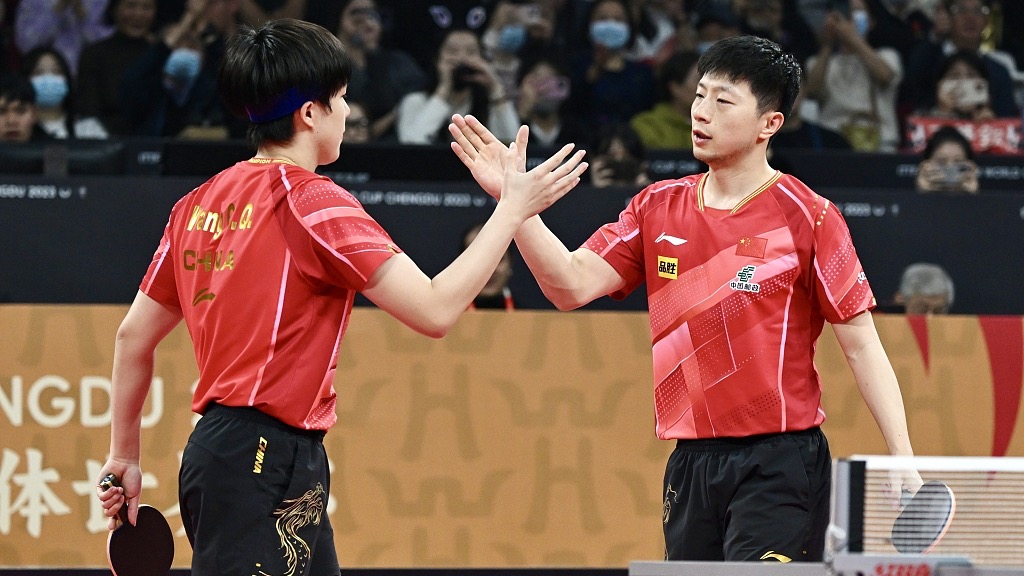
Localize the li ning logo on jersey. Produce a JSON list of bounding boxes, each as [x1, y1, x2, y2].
[[730, 265, 760, 293]]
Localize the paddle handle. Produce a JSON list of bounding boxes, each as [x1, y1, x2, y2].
[[99, 473, 131, 525]]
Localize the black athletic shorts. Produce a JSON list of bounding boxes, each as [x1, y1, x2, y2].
[[179, 403, 340, 576], [662, 427, 831, 562]]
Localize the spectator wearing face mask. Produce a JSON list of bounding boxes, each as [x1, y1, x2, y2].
[[515, 57, 588, 148], [330, 0, 426, 142], [120, 0, 247, 139], [566, 0, 654, 129], [804, 0, 902, 152], [480, 2, 566, 103], [22, 46, 106, 139]]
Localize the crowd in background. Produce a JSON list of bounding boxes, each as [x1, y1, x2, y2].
[[0, 0, 1020, 189]]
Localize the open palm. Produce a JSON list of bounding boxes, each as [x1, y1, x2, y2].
[[449, 114, 526, 199]]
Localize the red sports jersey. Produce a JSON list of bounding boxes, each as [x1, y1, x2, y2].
[[584, 172, 874, 440], [141, 160, 401, 430]]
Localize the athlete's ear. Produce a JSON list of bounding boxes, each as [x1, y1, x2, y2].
[[761, 110, 785, 139], [297, 101, 316, 129]]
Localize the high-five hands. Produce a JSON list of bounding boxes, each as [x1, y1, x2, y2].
[[449, 114, 588, 206]]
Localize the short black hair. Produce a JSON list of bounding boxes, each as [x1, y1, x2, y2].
[[219, 18, 351, 148], [696, 35, 801, 117], [922, 125, 975, 161], [0, 74, 36, 105]]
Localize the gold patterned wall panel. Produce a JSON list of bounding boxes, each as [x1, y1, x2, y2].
[[1, 306, 1021, 567]]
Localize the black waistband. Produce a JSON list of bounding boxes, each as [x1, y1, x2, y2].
[[673, 426, 822, 452], [203, 402, 327, 440]]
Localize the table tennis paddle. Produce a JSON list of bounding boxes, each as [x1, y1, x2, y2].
[[99, 473, 174, 576], [891, 480, 956, 554]]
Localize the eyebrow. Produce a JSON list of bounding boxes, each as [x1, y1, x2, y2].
[[696, 80, 739, 95]]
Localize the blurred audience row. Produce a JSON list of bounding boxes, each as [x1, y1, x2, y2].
[[0, 0, 1020, 187]]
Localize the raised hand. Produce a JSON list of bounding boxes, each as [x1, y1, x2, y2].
[[449, 114, 527, 198], [496, 128, 588, 222], [450, 113, 587, 215]]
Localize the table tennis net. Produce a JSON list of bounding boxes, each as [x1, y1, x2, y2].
[[834, 456, 1024, 566]]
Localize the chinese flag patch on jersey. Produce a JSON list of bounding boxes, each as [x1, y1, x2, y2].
[[736, 236, 767, 258]]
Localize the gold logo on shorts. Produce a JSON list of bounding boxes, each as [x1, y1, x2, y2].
[[760, 551, 792, 562], [253, 436, 268, 473], [274, 483, 325, 576]]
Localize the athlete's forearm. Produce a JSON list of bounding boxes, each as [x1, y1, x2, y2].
[[108, 292, 181, 462], [834, 314, 915, 456], [515, 216, 611, 310], [365, 202, 522, 338], [108, 337, 154, 463], [429, 203, 521, 314]]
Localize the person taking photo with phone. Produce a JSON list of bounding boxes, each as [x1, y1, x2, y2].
[[920, 50, 996, 121], [396, 27, 518, 144], [915, 125, 979, 194]]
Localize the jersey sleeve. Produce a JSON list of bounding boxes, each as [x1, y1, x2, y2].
[[282, 177, 401, 291], [580, 190, 647, 299], [812, 199, 875, 323], [139, 214, 182, 310]]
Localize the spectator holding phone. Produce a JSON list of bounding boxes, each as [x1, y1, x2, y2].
[[587, 122, 650, 188], [515, 57, 589, 148], [919, 50, 995, 121], [903, 0, 1017, 119], [804, 0, 903, 151], [481, 1, 554, 99], [914, 125, 978, 194], [396, 27, 518, 144], [333, 0, 426, 141]]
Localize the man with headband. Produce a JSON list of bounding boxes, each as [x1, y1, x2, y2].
[[95, 18, 587, 576]]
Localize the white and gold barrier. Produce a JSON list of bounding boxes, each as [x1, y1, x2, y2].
[[2, 306, 1023, 568]]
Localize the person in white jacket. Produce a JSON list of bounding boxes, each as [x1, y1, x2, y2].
[[397, 27, 518, 144]]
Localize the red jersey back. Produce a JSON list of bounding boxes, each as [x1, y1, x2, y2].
[[141, 161, 400, 430], [584, 172, 874, 439]]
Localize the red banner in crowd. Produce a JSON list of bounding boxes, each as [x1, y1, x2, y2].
[[905, 116, 1022, 155]]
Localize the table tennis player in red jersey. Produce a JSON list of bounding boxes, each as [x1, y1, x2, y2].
[[450, 35, 923, 563], [94, 18, 587, 576]]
